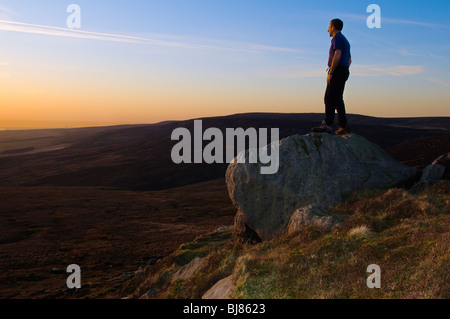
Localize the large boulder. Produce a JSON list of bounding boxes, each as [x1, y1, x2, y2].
[[225, 133, 418, 241]]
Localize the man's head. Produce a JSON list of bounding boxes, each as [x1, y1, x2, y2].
[[328, 18, 343, 37]]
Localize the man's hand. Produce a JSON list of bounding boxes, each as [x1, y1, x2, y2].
[[327, 49, 341, 85]]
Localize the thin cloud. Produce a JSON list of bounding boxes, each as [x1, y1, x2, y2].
[[351, 64, 423, 77], [396, 49, 449, 62], [275, 69, 325, 78], [0, 19, 299, 54], [382, 17, 449, 29], [275, 64, 423, 78], [0, 19, 177, 44], [341, 13, 449, 29], [426, 78, 450, 88]]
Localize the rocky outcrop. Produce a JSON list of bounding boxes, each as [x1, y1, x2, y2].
[[410, 152, 449, 193], [226, 133, 418, 241]]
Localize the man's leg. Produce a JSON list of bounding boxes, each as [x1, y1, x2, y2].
[[333, 67, 349, 129], [324, 83, 336, 126], [311, 84, 334, 132], [315, 67, 349, 133]]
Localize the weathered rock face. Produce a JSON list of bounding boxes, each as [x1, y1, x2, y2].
[[225, 133, 418, 241], [202, 275, 234, 299], [170, 257, 206, 283], [409, 152, 449, 193]]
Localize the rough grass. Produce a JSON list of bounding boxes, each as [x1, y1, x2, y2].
[[125, 228, 239, 299], [129, 180, 450, 299]]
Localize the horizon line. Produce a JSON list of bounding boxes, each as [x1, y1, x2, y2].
[[1, 112, 449, 131]]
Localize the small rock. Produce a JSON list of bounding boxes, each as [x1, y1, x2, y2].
[[287, 205, 341, 235], [215, 225, 233, 232], [421, 163, 446, 183], [410, 153, 449, 193], [433, 152, 450, 179], [171, 257, 206, 283], [202, 275, 234, 299]]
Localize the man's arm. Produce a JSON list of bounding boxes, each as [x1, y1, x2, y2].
[[349, 57, 352, 67], [327, 49, 341, 84]]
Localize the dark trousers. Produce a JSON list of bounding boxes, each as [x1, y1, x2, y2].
[[324, 65, 349, 128]]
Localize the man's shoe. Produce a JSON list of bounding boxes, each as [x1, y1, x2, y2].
[[335, 126, 350, 135], [312, 121, 332, 133]]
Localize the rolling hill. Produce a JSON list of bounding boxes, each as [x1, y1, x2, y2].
[[0, 113, 448, 298], [0, 113, 448, 190]]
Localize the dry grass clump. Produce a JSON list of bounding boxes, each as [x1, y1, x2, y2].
[[348, 225, 373, 238]]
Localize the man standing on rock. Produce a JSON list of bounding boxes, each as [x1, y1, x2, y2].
[[313, 18, 351, 135]]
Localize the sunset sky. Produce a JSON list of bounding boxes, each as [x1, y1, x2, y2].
[[0, 0, 449, 129]]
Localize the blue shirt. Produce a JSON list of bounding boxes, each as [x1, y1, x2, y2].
[[328, 32, 351, 67]]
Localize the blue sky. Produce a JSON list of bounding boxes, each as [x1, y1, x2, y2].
[[0, 0, 449, 128]]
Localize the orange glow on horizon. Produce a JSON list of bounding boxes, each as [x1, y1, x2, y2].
[[1, 67, 449, 130]]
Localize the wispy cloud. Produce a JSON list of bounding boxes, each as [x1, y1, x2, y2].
[[396, 48, 449, 62], [341, 13, 449, 29], [273, 64, 423, 78], [0, 19, 298, 55], [426, 78, 450, 88], [272, 68, 325, 78], [351, 64, 423, 77], [0, 19, 176, 44], [381, 17, 449, 29]]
